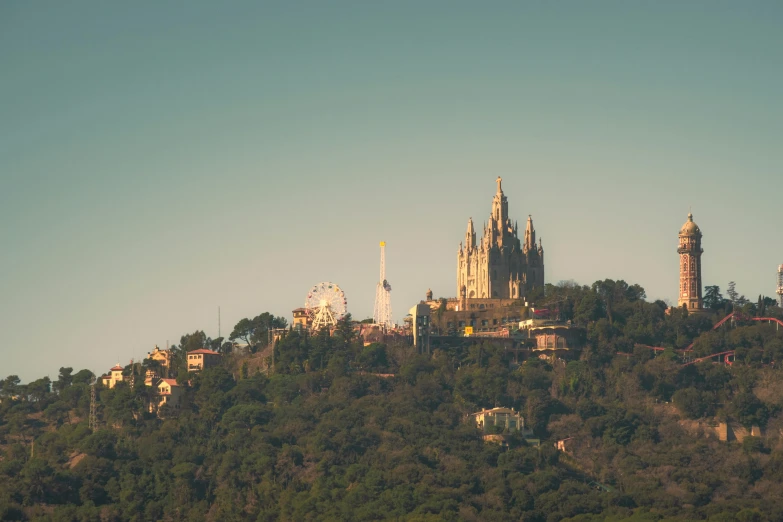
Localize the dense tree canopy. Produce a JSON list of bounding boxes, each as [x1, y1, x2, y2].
[[1, 280, 782, 521]]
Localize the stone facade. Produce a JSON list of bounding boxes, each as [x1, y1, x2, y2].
[[677, 212, 703, 310], [520, 319, 585, 354], [457, 178, 544, 300]]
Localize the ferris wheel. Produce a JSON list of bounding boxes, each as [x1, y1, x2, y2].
[[305, 282, 348, 331]]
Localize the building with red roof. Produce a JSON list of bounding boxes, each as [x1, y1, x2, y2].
[[151, 378, 183, 413], [187, 349, 221, 372], [101, 363, 126, 389]]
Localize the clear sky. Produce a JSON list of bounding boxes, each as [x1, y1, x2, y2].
[[2, 2, 782, 382]]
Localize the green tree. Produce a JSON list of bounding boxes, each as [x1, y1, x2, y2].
[[1, 375, 21, 397], [672, 387, 710, 419], [72, 369, 95, 385], [229, 317, 256, 347], [336, 313, 355, 350], [727, 281, 739, 304], [703, 285, 725, 310], [230, 313, 288, 352], [53, 367, 74, 393]]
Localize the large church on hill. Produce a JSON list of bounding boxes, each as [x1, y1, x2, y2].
[[457, 177, 544, 300]]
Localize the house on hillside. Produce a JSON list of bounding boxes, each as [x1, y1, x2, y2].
[[150, 378, 183, 413], [101, 364, 126, 389], [146, 345, 173, 378], [187, 349, 221, 372], [471, 407, 530, 434], [292, 307, 310, 331], [470, 407, 536, 446]]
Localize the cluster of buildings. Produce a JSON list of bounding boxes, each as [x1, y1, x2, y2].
[[402, 179, 745, 358], [90, 178, 780, 448], [276, 179, 736, 367], [99, 345, 222, 414], [407, 178, 584, 358]]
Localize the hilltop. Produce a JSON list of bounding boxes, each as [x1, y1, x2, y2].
[[1, 280, 783, 521]]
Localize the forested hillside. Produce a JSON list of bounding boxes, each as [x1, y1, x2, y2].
[[2, 280, 783, 522]]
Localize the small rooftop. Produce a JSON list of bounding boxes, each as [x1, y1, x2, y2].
[[471, 407, 518, 416], [188, 348, 220, 355]]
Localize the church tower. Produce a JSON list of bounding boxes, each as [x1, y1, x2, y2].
[[457, 178, 544, 300], [677, 212, 703, 310]]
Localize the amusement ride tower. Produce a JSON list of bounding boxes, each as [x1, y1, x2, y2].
[[777, 265, 783, 308], [373, 241, 393, 330]]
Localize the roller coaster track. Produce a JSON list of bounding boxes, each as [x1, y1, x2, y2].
[[623, 312, 783, 362], [750, 316, 783, 328], [682, 350, 735, 366], [683, 313, 783, 351]]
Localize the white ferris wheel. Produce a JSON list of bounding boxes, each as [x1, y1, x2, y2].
[[305, 282, 348, 331]]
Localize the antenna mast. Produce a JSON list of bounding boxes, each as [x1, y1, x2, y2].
[[373, 241, 393, 329]]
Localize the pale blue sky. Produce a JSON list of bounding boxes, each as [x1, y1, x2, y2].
[[1, 2, 782, 382]]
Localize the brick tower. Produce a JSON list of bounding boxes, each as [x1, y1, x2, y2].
[[677, 212, 703, 310]]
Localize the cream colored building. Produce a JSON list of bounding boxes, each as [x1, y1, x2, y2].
[[146, 345, 173, 378], [409, 303, 431, 354], [187, 349, 221, 372], [457, 178, 544, 301], [153, 378, 183, 413], [101, 364, 125, 389], [292, 308, 310, 330], [470, 407, 532, 436]]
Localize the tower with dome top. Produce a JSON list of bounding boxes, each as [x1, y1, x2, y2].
[[677, 212, 703, 311]]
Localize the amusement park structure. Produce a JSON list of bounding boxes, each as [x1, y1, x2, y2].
[[628, 310, 783, 366], [305, 282, 347, 332], [777, 264, 783, 308], [373, 241, 393, 329]]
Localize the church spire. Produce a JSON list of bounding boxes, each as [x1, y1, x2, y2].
[[491, 178, 509, 234], [524, 215, 536, 253], [465, 217, 476, 248]]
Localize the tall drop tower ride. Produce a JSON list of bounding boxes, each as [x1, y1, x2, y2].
[[777, 265, 783, 308], [373, 241, 393, 329]]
